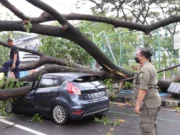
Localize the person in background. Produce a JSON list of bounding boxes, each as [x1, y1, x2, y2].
[[133, 48, 161, 135], [2, 38, 20, 78]]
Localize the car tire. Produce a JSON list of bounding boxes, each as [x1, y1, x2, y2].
[[52, 105, 69, 125], [5, 100, 14, 113]]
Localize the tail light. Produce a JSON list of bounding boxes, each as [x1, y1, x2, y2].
[[67, 82, 81, 95], [73, 110, 84, 114]]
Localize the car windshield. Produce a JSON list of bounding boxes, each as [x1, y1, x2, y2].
[[73, 75, 100, 82]]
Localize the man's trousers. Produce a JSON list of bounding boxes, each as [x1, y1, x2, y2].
[[2, 59, 20, 78], [139, 105, 160, 135]]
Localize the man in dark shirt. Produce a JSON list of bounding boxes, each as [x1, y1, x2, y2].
[[2, 38, 20, 78]]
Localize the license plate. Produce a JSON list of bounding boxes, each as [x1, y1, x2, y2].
[[94, 93, 98, 97], [88, 91, 104, 98]]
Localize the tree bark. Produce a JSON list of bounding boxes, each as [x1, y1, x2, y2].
[[0, 41, 88, 72], [0, 86, 32, 100], [18, 65, 103, 82], [2, 0, 180, 34]]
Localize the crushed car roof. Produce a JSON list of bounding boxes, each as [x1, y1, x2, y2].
[[43, 72, 98, 81]]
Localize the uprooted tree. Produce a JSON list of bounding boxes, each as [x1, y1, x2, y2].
[[0, 0, 178, 100]]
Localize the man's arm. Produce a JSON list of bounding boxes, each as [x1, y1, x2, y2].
[[13, 53, 17, 64], [134, 89, 147, 114], [136, 89, 147, 106], [11, 53, 17, 69], [134, 68, 150, 114]]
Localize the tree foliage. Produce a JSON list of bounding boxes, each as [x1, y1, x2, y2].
[[39, 36, 93, 65], [77, 0, 180, 23], [0, 33, 9, 65]]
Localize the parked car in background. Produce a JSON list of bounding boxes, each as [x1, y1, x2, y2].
[[5, 72, 109, 124]]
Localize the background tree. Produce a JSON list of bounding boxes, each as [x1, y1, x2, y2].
[[40, 36, 93, 66], [0, 33, 9, 65], [77, 0, 180, 23], [77, 0, 180, 57]]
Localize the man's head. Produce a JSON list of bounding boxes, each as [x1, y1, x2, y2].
[[7, 38, 14, 46], [135, 48, 152, 64]]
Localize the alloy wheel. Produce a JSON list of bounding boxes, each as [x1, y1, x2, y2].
[[52, 105, 68, 124], [5, 100, 13, 113]]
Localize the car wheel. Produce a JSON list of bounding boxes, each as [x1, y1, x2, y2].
[[52, 105, 68, 125], [5, 100, 14, 113]]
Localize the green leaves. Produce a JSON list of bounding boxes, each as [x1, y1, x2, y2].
[[23, 21, 32, 33], [0, 99, 13, 116], [39, 36, 93, 66], [0, 78, 28, 115], [94, 116, 121, 126], [0, 77, 24, 89], [0, 34, 9, 65], [31, 113, 43, 122], [103, 79, 113, 92]]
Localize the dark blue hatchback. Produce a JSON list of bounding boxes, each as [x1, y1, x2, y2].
[[5, 73, 109, 124]]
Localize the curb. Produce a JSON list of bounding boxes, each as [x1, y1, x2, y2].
[[0, 116, 7, 119], [115, 96, 180, 108], [161, 99, 180, 108]]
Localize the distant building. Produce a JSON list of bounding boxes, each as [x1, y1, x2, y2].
[[15, 34, 40, 62], [14, 34, 42, 78]]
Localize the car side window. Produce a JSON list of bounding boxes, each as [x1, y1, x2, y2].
[[58, 77, 66, 85], [39, 78, 59, 88], [53, 78, 59, 87]]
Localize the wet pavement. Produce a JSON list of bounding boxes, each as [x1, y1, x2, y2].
[[0, 104, 180, 135]]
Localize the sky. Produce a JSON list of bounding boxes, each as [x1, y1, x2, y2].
[[0, 0, 93, 20]]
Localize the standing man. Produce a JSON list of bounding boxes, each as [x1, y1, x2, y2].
[[133, 48, 161, 135], [2, 38, 20, 78]]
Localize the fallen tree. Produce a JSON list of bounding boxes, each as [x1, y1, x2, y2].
[[0, 0, 177, 100]]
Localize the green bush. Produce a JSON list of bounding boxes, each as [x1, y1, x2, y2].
[[0, 77, 28, 115]]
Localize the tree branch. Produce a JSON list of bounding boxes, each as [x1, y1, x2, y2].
[[0, 40, 88, 72], [18, 64, 103, 82], [0, 0, 30, 21], [0, 55, 88, 72], [1, 0, 180, 34], [0, 21, 67, 37], [25, 0, 134, 78], [0, 86, 32, 100], [142, 0, 154, 25], [0, 20, 133, 79], [0, 0, 176, 97], [63, 14, 180, 34], [27, 0, 69, 28]]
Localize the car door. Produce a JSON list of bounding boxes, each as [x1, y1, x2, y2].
[[14, 90, 35, 113], [34, 76, 60, 112]]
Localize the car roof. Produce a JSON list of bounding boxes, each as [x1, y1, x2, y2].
[[43, 72, 97, 81]]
